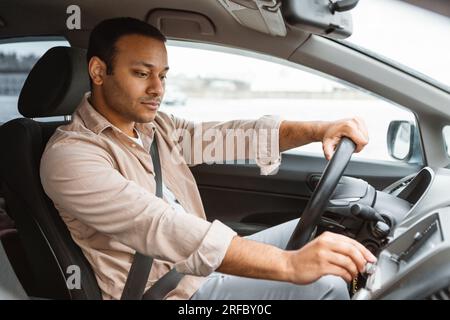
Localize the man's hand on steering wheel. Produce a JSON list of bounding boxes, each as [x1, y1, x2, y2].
[[285, 231, 377, 285], [320, 117, 369, 160]]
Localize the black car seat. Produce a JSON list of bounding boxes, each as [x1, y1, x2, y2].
[[0, 237, 28, 299], [0, 194, 36, 296], [0, 47, 102, 299]]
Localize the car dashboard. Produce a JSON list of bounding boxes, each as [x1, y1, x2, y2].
[[352, 167, 450, 299]]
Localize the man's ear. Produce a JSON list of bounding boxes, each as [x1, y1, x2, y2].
[[88, 56, 107, 86]]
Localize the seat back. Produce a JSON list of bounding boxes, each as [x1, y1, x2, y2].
[[0, 47, 102, 299], [0, 238, 28, 300]]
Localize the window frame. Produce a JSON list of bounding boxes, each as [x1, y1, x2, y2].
[[442, 126, 450, 158]]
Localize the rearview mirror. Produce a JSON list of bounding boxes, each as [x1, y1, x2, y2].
[[387, 120, 422, 163], [281, 0, 359, 39]]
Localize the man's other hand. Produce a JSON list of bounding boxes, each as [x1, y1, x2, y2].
[[321, 117, 369, 160], [286, 231, 377, 284]]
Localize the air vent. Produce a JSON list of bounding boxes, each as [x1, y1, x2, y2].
[[427, 286, 450, 300], [390, 177, 414, 194]]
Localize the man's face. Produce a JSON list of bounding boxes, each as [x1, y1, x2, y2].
[[100, 34, 169, 123]]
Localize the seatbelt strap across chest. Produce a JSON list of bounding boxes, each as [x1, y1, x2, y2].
[[121, 137, 182, 300]]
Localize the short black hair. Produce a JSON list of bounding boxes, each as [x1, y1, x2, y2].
[[87, 17, 166, 75]]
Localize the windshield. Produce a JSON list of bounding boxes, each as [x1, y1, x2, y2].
[[346, 0, 450, 91]]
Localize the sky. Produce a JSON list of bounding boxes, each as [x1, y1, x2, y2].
[[348, 0, 450, 88]]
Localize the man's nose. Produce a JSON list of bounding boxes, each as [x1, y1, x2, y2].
[[146, 76, 164, 97]]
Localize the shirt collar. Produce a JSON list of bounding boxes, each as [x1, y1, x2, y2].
[[77, 92, 156, 138]]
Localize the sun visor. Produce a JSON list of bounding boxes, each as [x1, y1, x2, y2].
[[147, 9, 216, 41], [217, 0, 287, 37]]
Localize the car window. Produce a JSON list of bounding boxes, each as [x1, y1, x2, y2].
[[443, 126, 450, 157], [163, 42, 420, 163], [0, 39, 70, 124], [347, 0, 450, 92]]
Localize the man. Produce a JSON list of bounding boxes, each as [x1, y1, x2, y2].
[[40, 17, 375, 300]]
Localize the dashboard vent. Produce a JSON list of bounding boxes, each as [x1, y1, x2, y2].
[[427, 286, 450, 300], [390, 177, 414, 194]]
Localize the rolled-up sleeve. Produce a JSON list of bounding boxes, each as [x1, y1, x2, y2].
[[40, 142, 237, 276], [174, 220, 236, 275], [171, 115, 283, 175]]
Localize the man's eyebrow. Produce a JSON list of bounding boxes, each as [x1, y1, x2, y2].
[[131, 61, 169, 71]]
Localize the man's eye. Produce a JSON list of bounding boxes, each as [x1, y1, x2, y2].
[[160, 75, 167, 80], [135, 71, 148, 78]]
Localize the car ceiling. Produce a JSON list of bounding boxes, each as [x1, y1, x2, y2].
[[0, 0, 310, 60], [2, 0, 448, 63]]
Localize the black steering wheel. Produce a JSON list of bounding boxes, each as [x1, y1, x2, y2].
[[286, 137, 356, 250]]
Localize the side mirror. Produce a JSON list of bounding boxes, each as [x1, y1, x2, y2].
[[281, 0, 359, 39], [387, 120, 422, 163]]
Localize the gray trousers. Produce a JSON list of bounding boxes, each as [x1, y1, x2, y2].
[[191, 219, 350, 300]]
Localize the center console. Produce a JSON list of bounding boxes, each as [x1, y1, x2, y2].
[[353, 207, 450, 299]]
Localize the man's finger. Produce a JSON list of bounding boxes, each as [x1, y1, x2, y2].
[[344, 131, 367, 153], [348, 239, 377, 263], [355, 117, 369, 138], [323, 138, 338, 160], [326, 251, 359, 279], [330, 241, 367, 273], [346, 119, 369, 153], [330, 232, 377, 263], [324, 263, 353, 283]]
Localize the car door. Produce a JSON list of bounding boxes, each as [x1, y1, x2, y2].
[[161, 42, 424, 234]]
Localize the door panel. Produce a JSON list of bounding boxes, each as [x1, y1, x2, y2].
[[191, 153, 422, 232]]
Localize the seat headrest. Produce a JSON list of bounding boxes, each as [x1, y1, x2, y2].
[[18, 46, 89, 118]]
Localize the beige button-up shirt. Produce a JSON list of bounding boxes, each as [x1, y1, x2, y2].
[[40, 93, 282, 300]]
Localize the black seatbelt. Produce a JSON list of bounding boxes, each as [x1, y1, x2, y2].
[[121, 138, 183, 300], [141, 267, 184, 300]]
